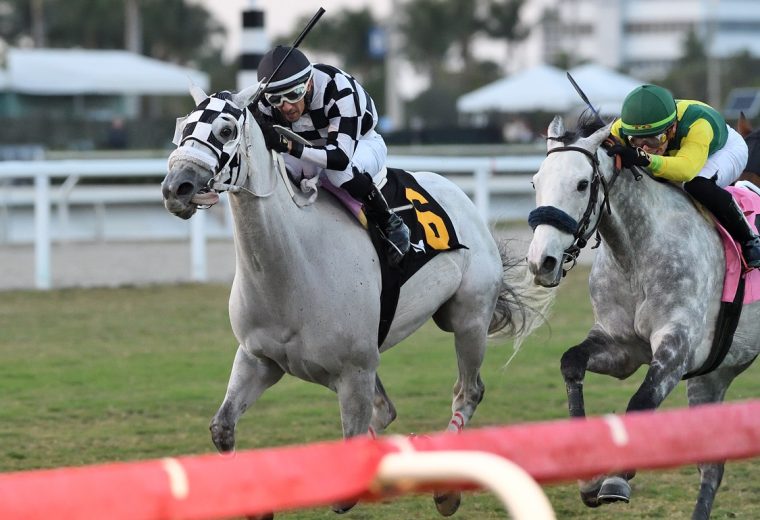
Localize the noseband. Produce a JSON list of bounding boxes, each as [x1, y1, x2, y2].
[[528, 143, 621, 275]]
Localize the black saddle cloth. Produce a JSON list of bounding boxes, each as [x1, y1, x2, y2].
[[370, 167, 467, 346]]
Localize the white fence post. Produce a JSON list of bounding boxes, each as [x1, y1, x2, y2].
[[473, 165, 490, 223], [34, 172, 51, 290]]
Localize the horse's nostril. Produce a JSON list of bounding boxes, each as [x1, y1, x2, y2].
[[542, 256, 557, 274], [176, 181, 195, 197]]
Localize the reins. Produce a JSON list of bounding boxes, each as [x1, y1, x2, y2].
[[528, 138, 631, 276]]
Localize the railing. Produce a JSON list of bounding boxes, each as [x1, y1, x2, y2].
[[3, 400, 760, 519], [0, 155, 543, 289]]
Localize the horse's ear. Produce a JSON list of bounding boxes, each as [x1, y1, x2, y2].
[[579, 121, 614, 151], [189, 84, 209, 105], [738, 111, 752, 138], [232, 84, 261, 110], [546, 116, 565, 151]]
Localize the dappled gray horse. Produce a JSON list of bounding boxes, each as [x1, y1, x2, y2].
[[162, 85, 550, 516], [526, 115, 760, 520]]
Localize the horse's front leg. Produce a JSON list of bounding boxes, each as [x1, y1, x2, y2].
[[210, 345, 284, 452], [560, 327, 645, 507], [594, 326, 691, 506]]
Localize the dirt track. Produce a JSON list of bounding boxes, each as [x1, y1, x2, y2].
[[0, 225, 595, 291], [0, 240, 236, 291]]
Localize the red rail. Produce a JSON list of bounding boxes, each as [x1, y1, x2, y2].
[[2, 400, 759, 520]]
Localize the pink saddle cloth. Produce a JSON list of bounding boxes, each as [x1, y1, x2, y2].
[[718, 186, 760, 304]]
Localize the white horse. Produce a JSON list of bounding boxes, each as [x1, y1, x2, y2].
[[161, 85, 550, 516], [526, 114, 760, 520]]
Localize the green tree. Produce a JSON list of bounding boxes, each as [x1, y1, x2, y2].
[[721, 50, 760, 90], [400, 0, 524, 127], [659, 29, 709, 101], [0, 0, 225, 65]]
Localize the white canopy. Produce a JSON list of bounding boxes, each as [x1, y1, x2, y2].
[[567, 63, 644, 115], [457, 63, 643, 115], [3, 48, 209, 95]]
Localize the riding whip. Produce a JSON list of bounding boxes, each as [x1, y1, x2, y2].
[[249, 7, 326, 108], [566, 72, 604, 125]]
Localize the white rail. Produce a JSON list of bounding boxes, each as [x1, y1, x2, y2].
[[0, 155, 542, 289], [375, 451, 556, 520]]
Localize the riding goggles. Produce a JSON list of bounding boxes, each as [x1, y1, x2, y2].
[[265, 78, 310, 107], [627, 130, 669, 149]]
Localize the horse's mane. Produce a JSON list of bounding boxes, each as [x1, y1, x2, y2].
[[550, 110, 614, 146]]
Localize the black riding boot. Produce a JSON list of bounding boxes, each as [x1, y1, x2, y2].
[[725, 197, 760, 267], [685, 177, 760, 268], [342, 168, 411, 265]]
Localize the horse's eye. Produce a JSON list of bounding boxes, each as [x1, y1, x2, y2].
[[220, 127, 233, 139], [577, 179, 589, 191], [530, 181, 535, 190]]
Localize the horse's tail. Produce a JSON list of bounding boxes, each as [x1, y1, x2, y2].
[[488, 238, 557, 350]]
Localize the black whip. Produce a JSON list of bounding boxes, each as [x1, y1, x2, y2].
[[566, 72, 604, 125], [249, 7, 326, 108]]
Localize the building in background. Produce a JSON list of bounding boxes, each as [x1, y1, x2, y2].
[[512, 0, 760, 80]]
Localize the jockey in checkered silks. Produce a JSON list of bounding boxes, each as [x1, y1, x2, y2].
[[253, 45, 410, 265]]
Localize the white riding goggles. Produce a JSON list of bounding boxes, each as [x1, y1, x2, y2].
[[264, 78, 310, 107]]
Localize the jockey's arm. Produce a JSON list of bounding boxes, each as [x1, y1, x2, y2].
[[288, 82, 362, 172], [648, 119, 713, 182], [289, 125, 354, 172]]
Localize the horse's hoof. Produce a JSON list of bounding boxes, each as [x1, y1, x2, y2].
[[578, 477, 603, 508], [433, 490, 461, 516], [209, 422, 236, 453], [331, 499, 357, 514], [579, 488, 601, 508], [246, 514, 274, 520], [598, 476, 631, 504]]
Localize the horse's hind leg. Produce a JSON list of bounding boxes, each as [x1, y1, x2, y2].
[[210, 345, 284, 452], [686, 362, 752, 520], [431, 319, 489, 517], [371, 374, 397, 435]]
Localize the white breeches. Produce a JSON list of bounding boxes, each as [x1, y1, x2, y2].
[[283, 130, 387, 187], [700, 126, 749, 187]]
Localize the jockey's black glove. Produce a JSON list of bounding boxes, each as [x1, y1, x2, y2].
[[607, 144, 651, 168], [258, 120, 290, 154]]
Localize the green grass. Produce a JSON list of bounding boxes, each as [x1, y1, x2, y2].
[[1, 268, 760, 519]]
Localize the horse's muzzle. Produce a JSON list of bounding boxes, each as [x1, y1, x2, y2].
[[162, 168, 203, 219]]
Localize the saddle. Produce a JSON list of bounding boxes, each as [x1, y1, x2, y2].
[[717, 184, 760, 304], [684, 183, 760, 378]]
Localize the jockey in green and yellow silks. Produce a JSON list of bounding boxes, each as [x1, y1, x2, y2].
[[607, 84, 760, 268]]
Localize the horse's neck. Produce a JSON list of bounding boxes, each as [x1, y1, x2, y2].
[[599, 156, 698, 263], [228, 119, 307, 274]]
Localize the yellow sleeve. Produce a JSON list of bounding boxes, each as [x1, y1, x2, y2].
[[649, 119, 713, 182], [610, 119, 624, 143]]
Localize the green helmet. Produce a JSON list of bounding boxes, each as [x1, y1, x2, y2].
[[620, 84, 677, 136]]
